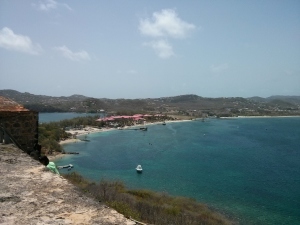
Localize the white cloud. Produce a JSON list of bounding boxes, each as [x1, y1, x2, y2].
[[210, 63, 229, 73], [139, 9, 195, 39], [139, 9, 196, 59], [32, 0, 72, 12], [144, 40, 175, 59], [54, 45, 91, 61], [0, 27, 42, 55]]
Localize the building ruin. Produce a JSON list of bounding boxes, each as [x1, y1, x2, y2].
[[0, 96, 39, 159]]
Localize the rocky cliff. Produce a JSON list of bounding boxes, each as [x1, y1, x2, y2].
[[0, 143, 135, 225]]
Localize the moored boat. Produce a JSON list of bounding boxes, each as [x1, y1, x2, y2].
[[136, 165, 143, 173], [57, 164, 74, 169]]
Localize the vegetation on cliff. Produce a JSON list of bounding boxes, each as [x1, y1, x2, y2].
[[64, 172, 236, 225], [38, 122, 66, 154], [38, 115, 105, 154]]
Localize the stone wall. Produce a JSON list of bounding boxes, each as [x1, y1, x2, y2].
[[0, 111, 39, 157]]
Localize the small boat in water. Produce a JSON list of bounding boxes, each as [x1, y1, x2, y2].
[[136, 165, 143, 173], [57, 164, 73, 169]]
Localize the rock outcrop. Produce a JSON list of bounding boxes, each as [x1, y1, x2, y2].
[[0, 143, 135, 225]]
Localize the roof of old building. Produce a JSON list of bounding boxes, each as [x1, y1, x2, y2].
[[0, 96, 29, 112]]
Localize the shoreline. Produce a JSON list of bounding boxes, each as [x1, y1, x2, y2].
[[53, 119, 191, 161], [48, 116, 299, 225], [54, 116, 299, 160], [59, 119, 191, 145], [48, 153, 66, 161], [58, 116, 300, 145]]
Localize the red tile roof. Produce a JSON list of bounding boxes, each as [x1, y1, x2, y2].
[[0, 96, 29, 112]]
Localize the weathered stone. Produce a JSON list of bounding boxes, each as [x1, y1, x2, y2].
[[13, 123, 21, 128], [0, 144, 136, 225], [0, 111, 39, 157]]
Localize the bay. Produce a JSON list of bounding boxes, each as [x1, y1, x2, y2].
[[39, 112, 104, 123], [55, 117, 300, 225]]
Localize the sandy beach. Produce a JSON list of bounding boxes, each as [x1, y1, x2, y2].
[[51, 119, 190, 161], [59, 119, 191, 145]]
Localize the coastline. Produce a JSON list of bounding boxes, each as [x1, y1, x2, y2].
[[59, 119, 191, 145], [58, 116, 300, 145], [49, 116, 300, 224], [47, 153, 66, 161], [54, 116, 299, 160], [52, 119, 191, 161]]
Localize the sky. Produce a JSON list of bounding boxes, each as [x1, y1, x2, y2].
[[0, 0, 299, 99]]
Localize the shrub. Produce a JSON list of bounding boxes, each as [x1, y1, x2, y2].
[[107, 201, 140, 219], [63, 172, 90, 189], [61, 174, 235, 225]]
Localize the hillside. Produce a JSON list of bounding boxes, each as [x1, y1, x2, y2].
[[0, 89, 300, 117]]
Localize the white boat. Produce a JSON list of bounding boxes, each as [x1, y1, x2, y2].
[[136, 165, 143, 173], [57, 164, 73, 169]]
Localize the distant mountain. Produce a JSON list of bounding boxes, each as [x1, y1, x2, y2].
[[267, 95, 300, 105], [68, 94, 89, 101], [248, 95, 300, 106], [248, 96, 266, 102], [0, 89, 90, 112], [0, 89, 89, 103], [1, 89, 299, 116]]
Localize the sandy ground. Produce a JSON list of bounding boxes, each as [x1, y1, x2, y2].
[[0, 143, 135, 225]]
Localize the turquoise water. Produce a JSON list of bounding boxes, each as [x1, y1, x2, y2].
[[56, 117, 300, 225], [39, 112, 104, 123]]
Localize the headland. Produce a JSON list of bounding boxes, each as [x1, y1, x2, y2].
[[0, 143, 135, 225]]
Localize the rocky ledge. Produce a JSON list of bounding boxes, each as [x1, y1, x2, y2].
[[0, 144, 135, 225]]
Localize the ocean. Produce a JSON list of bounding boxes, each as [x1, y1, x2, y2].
[[53, 117, 300, 225]]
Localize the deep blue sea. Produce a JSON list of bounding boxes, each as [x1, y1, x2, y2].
[[54, 117, 300, 225]]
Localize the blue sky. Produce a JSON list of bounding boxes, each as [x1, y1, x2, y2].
[[0, 0, 299, 99]]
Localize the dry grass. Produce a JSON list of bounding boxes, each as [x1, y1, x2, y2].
[[63, 172, 237, 225]]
